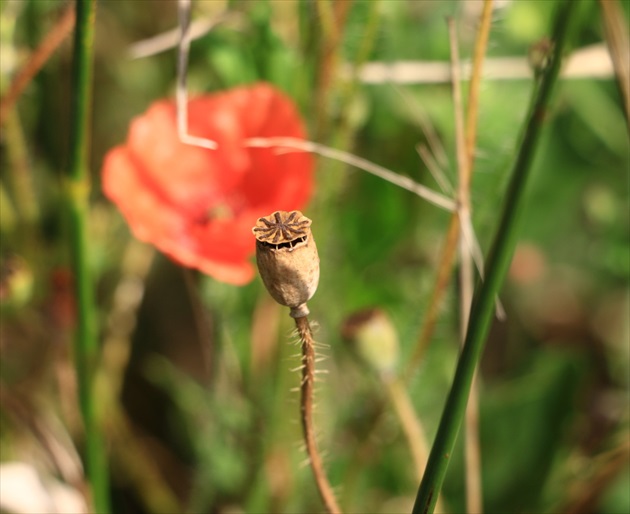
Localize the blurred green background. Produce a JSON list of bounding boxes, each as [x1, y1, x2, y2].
[[1, 1, 628, 513]]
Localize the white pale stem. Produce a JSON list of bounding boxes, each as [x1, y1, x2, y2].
[[245, 137, 457, 212], [177, 0, 218, 150]]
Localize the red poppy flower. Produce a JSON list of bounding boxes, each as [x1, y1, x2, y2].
[[102, 83, 314, 285]]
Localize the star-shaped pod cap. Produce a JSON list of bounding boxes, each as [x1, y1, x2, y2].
[[253, 211, 319, 318]]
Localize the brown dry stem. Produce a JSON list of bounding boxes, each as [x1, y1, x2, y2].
[[384, 377, 447, 513], [452, 8, 495, 512], [406, 7, 494, 511], [598, 0, 630, 129], [449, 16, 483, 514], [405, 0, 494, 379], [314, 0, 353, 139], [294, 315, 341, 514], [403, 214, 461, 381], [0, 4, 75, 125], [463, 3, 495, 507]]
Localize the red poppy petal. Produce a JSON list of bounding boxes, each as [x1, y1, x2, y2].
[[193, 214, 254, 258], [102, 146, 187, 244], [127, 101, 248, 218], [104, 146, 254, 285], [103, 83, 314, 286], [193, 258, 255, 286]]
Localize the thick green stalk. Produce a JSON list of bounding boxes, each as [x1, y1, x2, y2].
[[67, 0, 110, 511], [412, 1, 580, 513]]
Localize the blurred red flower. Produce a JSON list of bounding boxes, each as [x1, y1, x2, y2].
[[102, 83, 313, 285]]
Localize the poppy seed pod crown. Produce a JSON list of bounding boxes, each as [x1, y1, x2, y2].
[[253, 211, 319, 318]]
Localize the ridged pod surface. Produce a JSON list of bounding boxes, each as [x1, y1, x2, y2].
[[252, 210, 319, 318]]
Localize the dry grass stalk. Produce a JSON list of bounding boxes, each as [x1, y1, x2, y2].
[[0, 4, 75, 125]]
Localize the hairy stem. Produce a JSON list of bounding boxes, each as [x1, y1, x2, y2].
[[412, 1, 580, 512], [294, 315, 341, 514]]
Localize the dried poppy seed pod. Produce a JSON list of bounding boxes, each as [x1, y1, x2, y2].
[[253, 211, 319, 318]]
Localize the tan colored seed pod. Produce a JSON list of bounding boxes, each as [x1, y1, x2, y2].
[[252, 211, 319, 318]]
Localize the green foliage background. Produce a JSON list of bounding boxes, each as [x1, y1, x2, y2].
[[1, 1, 628, 513]]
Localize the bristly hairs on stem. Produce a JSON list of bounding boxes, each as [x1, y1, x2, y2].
[[253, 211, 341, 513], [295, 315, 342, 514]]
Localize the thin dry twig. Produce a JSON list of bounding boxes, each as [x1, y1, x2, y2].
[[405, 1, 495, 381], [403, 214, 461, 382], [449, 13, 485, 514], [173, 0, 455, 215], [383, 377, 447, 513], [598, 0, 630, 129], [294, 315, 341, 514], [561, 440, 630, 514], [246, 137, 456, 212], [416, 143, 454, 196], [0, 4, 75, 125], [465, 0, 494, 169], [314, 0, 353, 138], [176, 0, 217, 150], [129, 15, 231, 59], [460, 5, 495, 509], [173, 0, 455, 214], [355, 44, 614, 84], [396, 86, 450, 170]]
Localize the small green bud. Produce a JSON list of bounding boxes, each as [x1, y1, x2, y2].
[[341, 308, 400, 378]]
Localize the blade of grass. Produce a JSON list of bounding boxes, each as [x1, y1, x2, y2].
[[456, 1, 495, 510], [447, 16, 483, 514], [66, 0, 110, 511], [412, 1, 581, 512]]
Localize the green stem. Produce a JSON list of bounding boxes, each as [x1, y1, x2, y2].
[[67, 0, 110, 511], [412, 1, 580, 513]]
